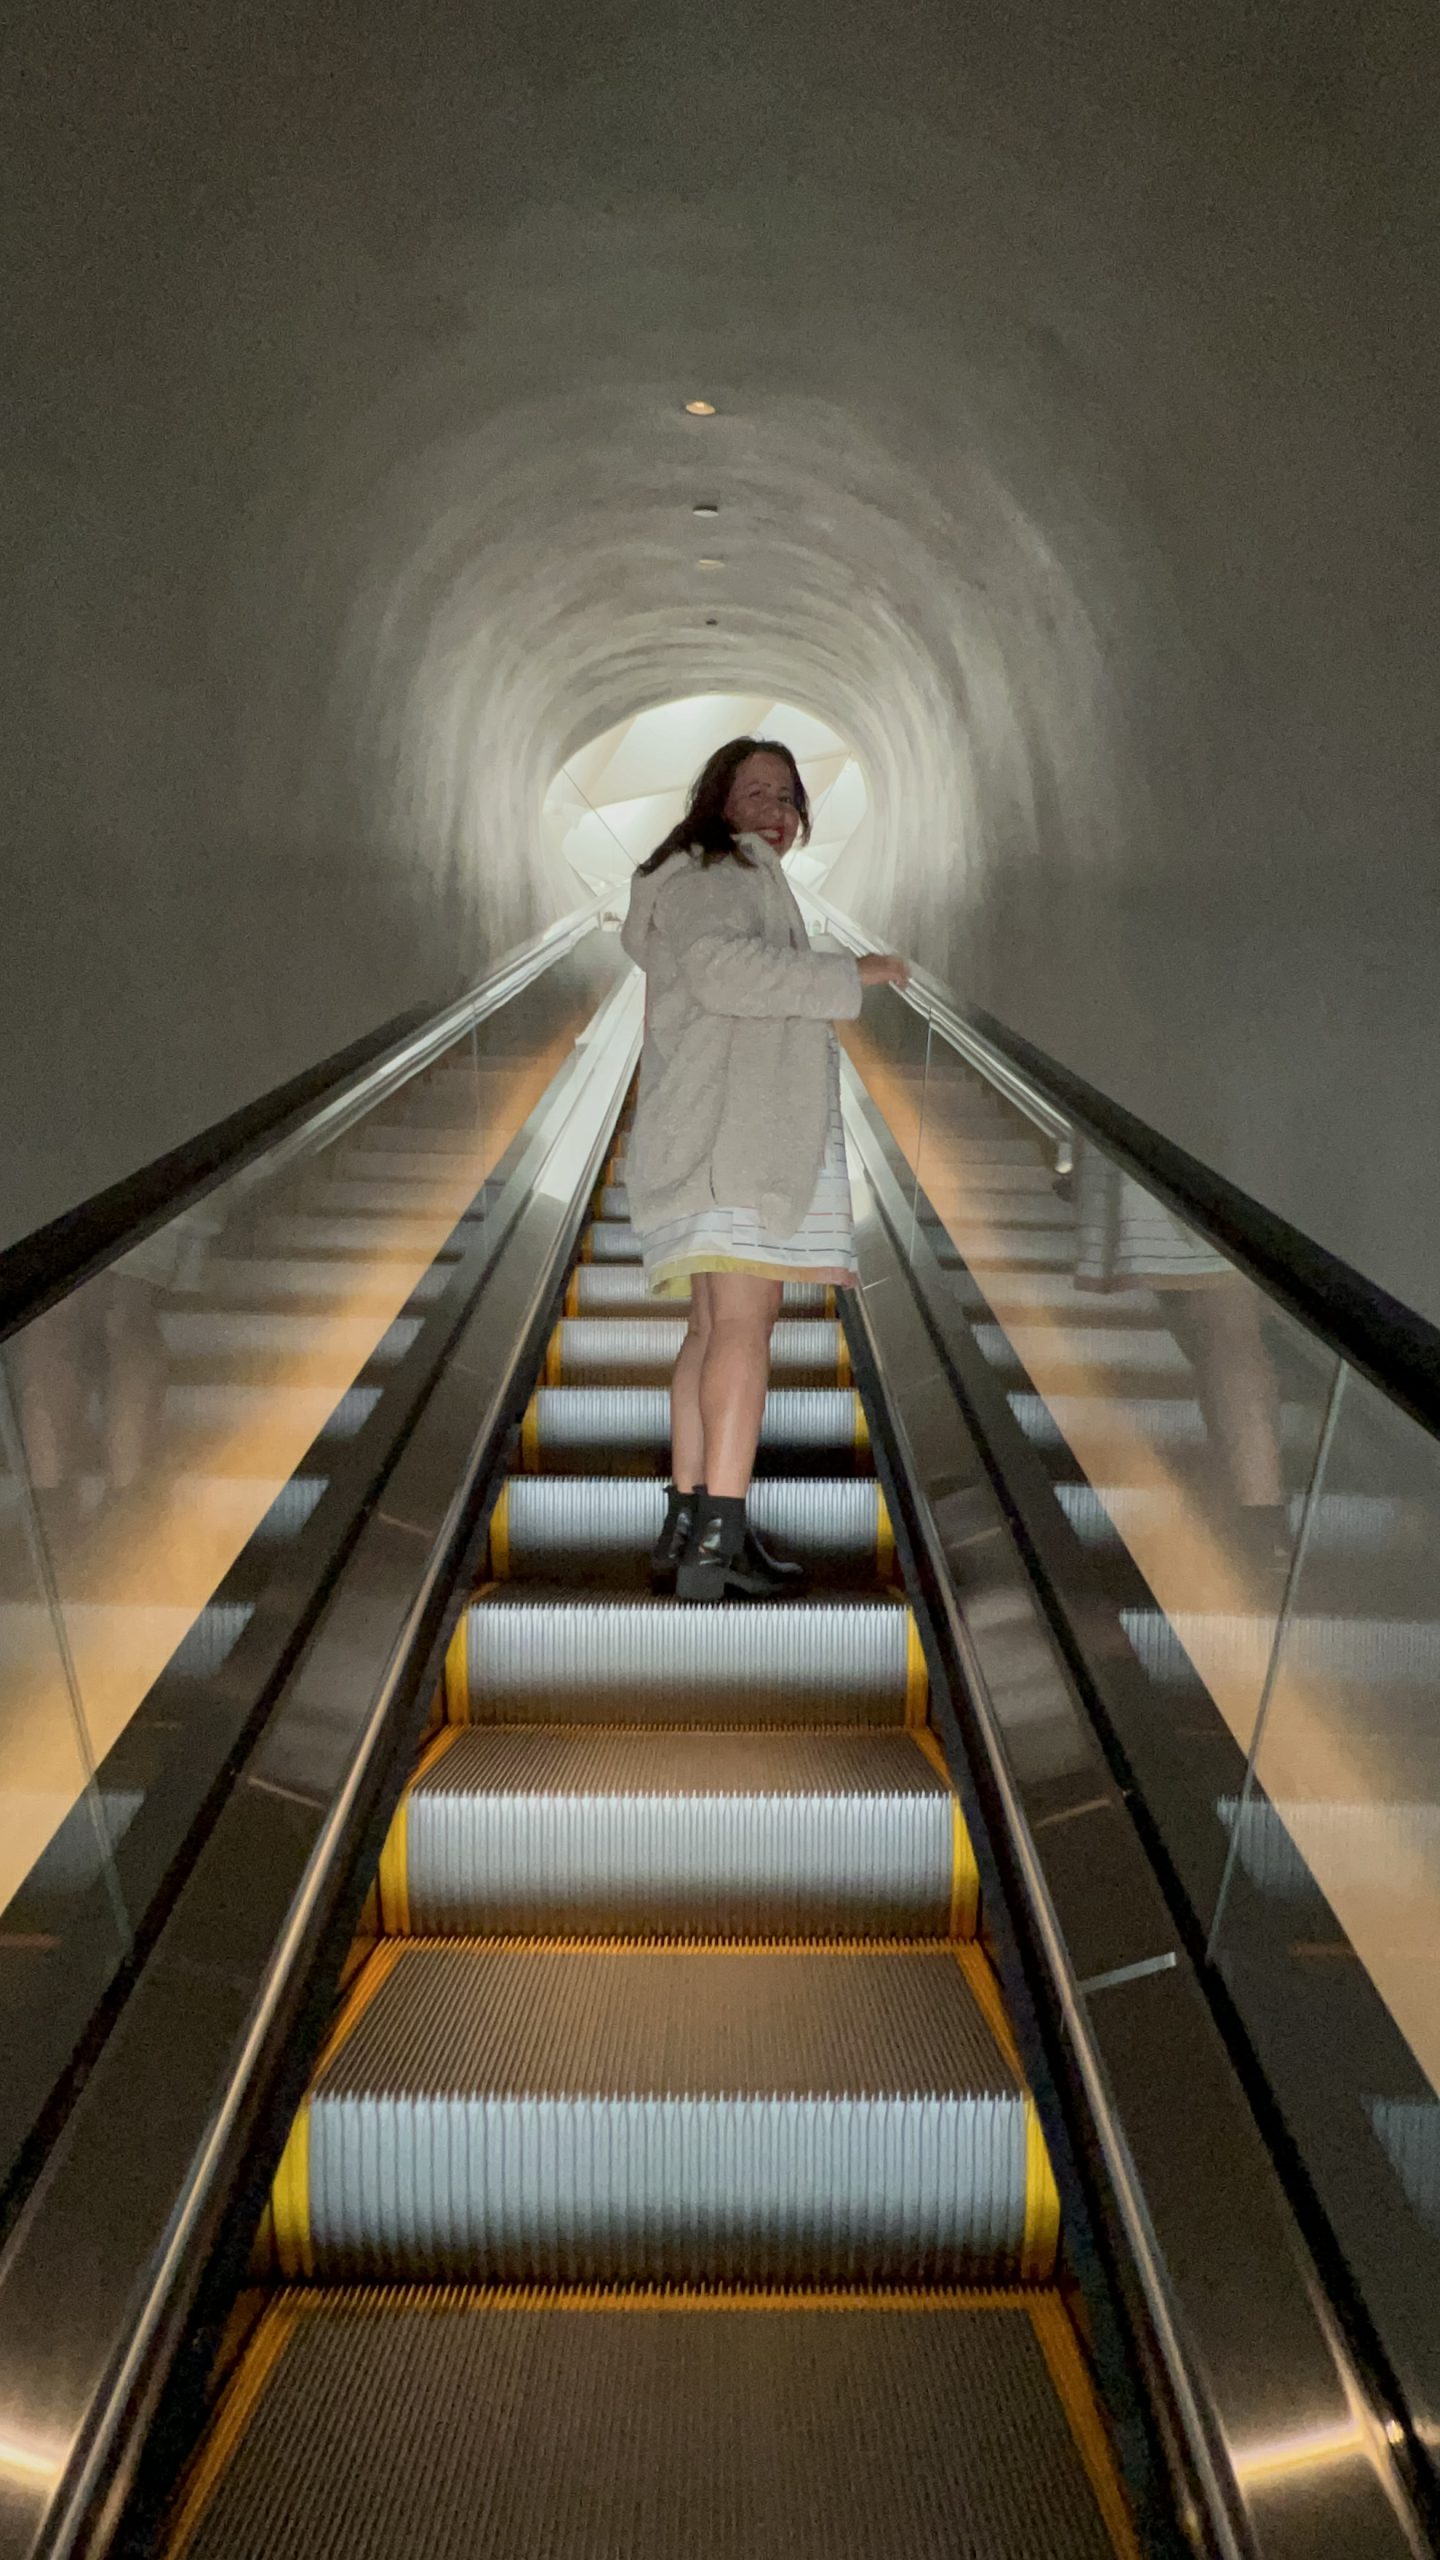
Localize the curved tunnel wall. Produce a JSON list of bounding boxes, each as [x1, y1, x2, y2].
[[5, 3, 1437, 1317]]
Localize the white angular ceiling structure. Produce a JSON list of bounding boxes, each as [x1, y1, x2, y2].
[[543, 697, 870, 895]]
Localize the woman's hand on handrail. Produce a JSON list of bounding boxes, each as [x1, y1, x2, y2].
[[857, 952, 911, 992]]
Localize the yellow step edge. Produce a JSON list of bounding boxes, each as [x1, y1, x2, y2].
[[410, 1717, 918, 1737], [903, 1613, 928, 1725], [361, 1931, 960, 1958], [544, 1327, 564, 1386], [1028, 2290, 1143, 2559], [852, 1392, 871, 1470], [908, 1724, 980, 1939], [286, 2278, 1069, 2316], [269, 2103, 312, 2284], [376, 1729, 460, 1934], [488, 1482, 512, 1580], [165, 2295, 303, 2559], [269, 1944, 409, 2282], [952, 1942, 1062, 2284], [1022, 2100, 1063, 2284], [442, 1612, 471, 1720], [442, 1585, 499, 1722], [874, 1486, 897, 1584], [519, 1395, 542, 1471]]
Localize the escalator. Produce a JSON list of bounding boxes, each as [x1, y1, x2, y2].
[[4, 943, 1432, 2560], [159, 1098, 1139, 2560]]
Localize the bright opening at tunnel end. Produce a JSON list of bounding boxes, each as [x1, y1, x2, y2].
[[543, 697, 871, 898]]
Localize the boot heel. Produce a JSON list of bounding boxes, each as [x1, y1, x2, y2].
[[675, 1558, 727, 1602]]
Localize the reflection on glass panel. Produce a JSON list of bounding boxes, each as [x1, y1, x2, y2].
[[1210, 1363, 1440, 2454], [7, 1031, 503, 1848], [0, 935, 621, 2191], [899, 1036, 1341, 1928], [1, 974, 612, 1880], [0, 1357, 114, 1914], [0, 1351, 133, 2175]]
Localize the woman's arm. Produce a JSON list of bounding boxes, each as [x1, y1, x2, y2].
[[656, 863, 863, 1020]]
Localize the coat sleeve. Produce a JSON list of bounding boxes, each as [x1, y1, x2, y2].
[[653, 862, 863, 1021]]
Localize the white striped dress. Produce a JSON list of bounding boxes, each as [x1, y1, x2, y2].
[[1073, 1141, 1231, 1289], [642, 1033, 857, 1301]]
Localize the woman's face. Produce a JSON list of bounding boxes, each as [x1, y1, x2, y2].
[[725, 751, 801, 854]]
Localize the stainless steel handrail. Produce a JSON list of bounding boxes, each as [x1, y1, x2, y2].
[[212, 891, 611, 1204], [797, 885, 1072, 1158]]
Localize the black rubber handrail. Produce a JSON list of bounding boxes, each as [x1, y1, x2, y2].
[[0, 897, 604, 1347], [805, 889, 1440, 1449]]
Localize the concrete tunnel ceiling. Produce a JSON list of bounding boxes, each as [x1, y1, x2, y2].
[[300, 365, 1114, 960], [6, 1, 1439, 1317]]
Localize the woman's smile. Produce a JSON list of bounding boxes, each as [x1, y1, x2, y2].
[[724, 749, 801, 855]]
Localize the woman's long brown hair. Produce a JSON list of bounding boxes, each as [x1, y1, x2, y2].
[[633, 736, 812, 876]]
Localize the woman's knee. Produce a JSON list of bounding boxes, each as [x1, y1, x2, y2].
[[705, 1278, 781, 1350]]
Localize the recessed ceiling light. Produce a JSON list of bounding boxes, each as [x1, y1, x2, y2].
[[684, 400, 717, 417], [697, 557, 724, 569], [693, 502, 719, 515]]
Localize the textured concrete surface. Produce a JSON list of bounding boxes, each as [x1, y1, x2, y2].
[[3, 1, 1437, 1313]]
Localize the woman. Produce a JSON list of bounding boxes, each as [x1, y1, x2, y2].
[[620, 737, 908, 1600]]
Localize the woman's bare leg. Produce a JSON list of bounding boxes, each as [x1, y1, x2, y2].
[[102, 1274, 168, 1495], [12, 1295, 92, 1494], [1170, 1281, 1284, 1508], [669, 1274, 711, 1493], [699, 1273, 783, 1499]]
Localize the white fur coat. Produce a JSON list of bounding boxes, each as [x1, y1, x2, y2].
[[620, 835, 863, 1241]]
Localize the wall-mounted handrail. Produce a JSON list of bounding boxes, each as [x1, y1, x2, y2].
[[800, 889, 1071, 1157], [800, 884, 1440, 1449]]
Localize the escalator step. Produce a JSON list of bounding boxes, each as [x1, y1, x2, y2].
[[544, 1317, 849, 1388], [271, 1944, 1055, 2284], [171, 2290, 1130, 2560], [376, 1728, 974, 1938], [565, 1264, 832, 1314], [595, 1183, 631, 1218], [445, 1596, 926, 1726], [519, 1385, 871, 1472], [578, 1220, 642, 1260], [487, 1476, 894, 1585]]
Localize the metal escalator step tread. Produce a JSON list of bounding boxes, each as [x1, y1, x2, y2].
[[489, 1477, 893, 1584], [171, 2289, 1132, 2560], [596, 1184, 631, 1217], [567, 1264, 832, 1314], [276, 1944, 1055, 2285], [520, 1386, 871, 1472], [580, 1219, 642, 1259], [378, 1728, 973, 1939], [544, 1317, 849, 1387], [446, 1597, 925, 1726]]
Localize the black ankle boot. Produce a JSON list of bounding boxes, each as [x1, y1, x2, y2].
[[650, 1482, 703, 1588], [676, 1493, 805, 1602]]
